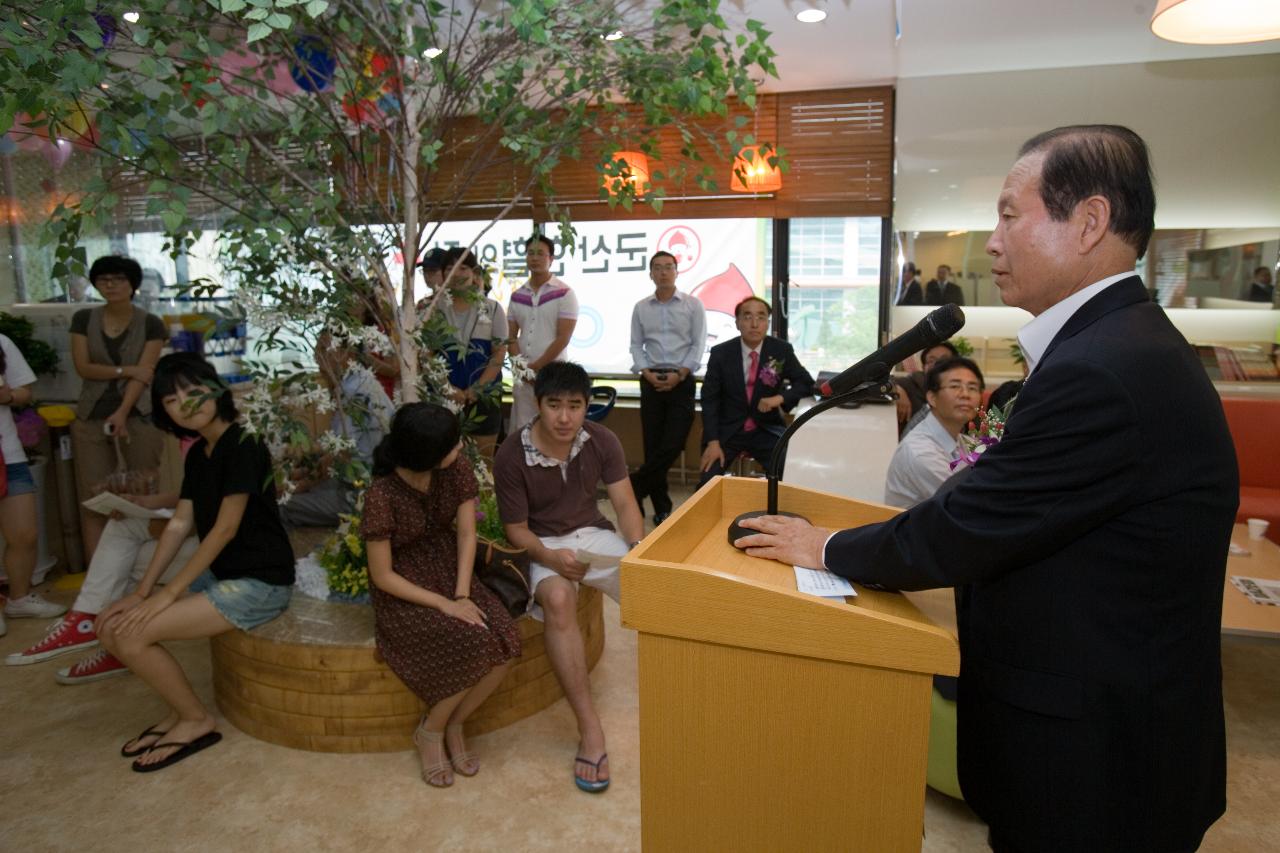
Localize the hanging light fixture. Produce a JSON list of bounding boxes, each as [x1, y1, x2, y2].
[[607, 150, 650, 195], [730, 145, 782, 193], [1150, 0, 1280, 44]]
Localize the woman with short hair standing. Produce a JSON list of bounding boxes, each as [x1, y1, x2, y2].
[[69, 255, 168, 559]]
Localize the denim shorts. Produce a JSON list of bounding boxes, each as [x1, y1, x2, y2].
[[189, 570, 292, 631], [5, 462, 36, 497]]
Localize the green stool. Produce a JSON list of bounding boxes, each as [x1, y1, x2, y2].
[[926, 687, 963, 800]]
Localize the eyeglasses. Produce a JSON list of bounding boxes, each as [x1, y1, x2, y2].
[[651, 264, 677, 272], [95, 274, 131, 285], [940, 382, 982, 394]]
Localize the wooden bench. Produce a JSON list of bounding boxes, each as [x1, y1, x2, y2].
[[210, 587, 605, 752]]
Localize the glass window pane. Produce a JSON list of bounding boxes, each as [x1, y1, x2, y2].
[[787, 217, 883, 375]]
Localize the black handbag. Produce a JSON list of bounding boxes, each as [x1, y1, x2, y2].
[[474, 537, 531, 618]]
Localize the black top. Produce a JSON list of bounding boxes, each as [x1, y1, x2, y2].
[[180, 423, 294, 586], [70, 309, 168, 419]]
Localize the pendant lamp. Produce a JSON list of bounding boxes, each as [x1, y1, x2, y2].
[[1151, 0, 1280, 44], [730, 145, 782, 193]]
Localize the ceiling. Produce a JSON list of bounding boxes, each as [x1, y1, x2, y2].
[[733, 0, 1280, 91], [720, 0, 1280, 230]]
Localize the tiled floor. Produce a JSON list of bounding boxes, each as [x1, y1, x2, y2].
[[1, 485, 1276, 852]]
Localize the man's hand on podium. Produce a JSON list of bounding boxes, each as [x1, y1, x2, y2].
[[733, 515, 832, 570]]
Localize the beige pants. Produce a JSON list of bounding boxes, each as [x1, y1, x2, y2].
[[70, 417, 167, 506]]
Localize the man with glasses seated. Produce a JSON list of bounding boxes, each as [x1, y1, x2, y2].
[[628, 251, 705, 526], [884, 356, 985, 509]]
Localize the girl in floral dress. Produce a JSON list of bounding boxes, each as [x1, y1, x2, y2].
[[362, 403, 521, 787]]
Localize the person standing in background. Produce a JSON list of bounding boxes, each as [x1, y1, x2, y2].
[[629, 251, 705, 525], [69, 255, 168, 562], [507, 235, 578, 432]]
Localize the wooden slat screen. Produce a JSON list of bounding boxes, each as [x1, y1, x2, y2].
[[106, 85, 893, 229]]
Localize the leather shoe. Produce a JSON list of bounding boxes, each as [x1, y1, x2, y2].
[[653, 511, 670, 525]]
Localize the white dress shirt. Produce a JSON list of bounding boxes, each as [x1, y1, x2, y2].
[[1017, 271, 1136, 374]]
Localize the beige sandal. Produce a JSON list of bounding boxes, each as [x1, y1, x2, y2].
[[446, 724, 479, 777], [413, 723, 453, 788]]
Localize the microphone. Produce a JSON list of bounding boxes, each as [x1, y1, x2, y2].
[[818, 304, 965, 396]]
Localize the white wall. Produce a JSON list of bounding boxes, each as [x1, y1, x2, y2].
[[895, 54, 1280, 232]]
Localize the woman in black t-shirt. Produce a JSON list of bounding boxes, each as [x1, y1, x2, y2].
[[98, 353, 293, 773]]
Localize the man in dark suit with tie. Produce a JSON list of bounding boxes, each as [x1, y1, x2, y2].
[[735, 125, 1237, 852], [698, 296, 814, 486], [924, 264, 965, 306]]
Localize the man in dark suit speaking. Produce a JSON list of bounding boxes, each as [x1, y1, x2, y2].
[[735, 126, 1238, 853]]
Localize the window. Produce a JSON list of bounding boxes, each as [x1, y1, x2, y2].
[[787, 217, 883, 374]]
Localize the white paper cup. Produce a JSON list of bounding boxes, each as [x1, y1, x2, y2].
[[1247, 518, 1270, 541]]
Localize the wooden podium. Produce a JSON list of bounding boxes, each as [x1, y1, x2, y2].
[[620, 476, 959, 853]]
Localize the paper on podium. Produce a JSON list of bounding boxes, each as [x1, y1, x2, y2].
[[82, 492, 173, 520], [794, 566, 857, 601]]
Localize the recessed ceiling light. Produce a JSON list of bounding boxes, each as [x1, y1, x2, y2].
[[422, 47, 443, 59], [796, 8, 827, 24], [123, 11, 140, 23], [928, 168, 940, 173], [604, 30, 624, 41]]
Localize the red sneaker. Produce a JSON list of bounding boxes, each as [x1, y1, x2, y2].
[[55, 649, 128, 685], [5, 610, 99, 666]]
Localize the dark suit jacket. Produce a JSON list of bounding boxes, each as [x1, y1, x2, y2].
[[700, 335, 814, 445], [826, 277, 1236, 852], [897, 279, 924, 305], [925, 279, 965, 306]]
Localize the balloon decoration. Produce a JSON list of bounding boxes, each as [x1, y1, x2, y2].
[[43, 138, 73, 171], [19, 101, 97, 148], [94, 13, 116, 50], [289, 36, 336, 93]]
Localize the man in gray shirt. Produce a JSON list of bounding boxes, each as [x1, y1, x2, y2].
[[279, 335, 394, 529], [628, 250, 706, 524]]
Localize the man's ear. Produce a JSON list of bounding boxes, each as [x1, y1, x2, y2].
[[1078, 195, 1111, 254]]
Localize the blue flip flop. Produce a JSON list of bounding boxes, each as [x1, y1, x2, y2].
[[574, 753, 610, 793], [131, 731, 222, 773]]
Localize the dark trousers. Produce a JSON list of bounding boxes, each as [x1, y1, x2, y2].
[[630, 374, 696, 516], [697, 425, 783, 487]]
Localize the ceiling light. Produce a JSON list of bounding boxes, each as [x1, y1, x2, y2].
[[604, 30, 624, 41], [123, 11, 140, 23], [927, 168, 939, 173], [1151, 0, 1280, 44], [422, 47, 443, 59], [796, 9, 827, 24]]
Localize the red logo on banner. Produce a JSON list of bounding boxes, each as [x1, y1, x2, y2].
[[657, 225, 702, 274]]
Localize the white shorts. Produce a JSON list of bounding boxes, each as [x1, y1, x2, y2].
[[527, 527, 626, 621]]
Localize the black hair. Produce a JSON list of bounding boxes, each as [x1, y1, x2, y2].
[[1255, 266, 1271, 277], [734, 296, 771, 318], [533, 361, 591, 403], [525, 234, 555, 255], [920, 340, 959, 362], [1017, 125, 1156, 258], [371, 403, 461, 476], [925, 356, 985, 394], [650, 250, 677, 269], [88, 255, 143, 294], [150, 352, 239, 437], [419, 247, 448, 271]]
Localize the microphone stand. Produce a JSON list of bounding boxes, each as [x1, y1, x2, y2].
[[727, 372, 897, 545]]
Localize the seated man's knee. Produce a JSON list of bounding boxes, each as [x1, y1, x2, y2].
[[538, 579, 578, 624]]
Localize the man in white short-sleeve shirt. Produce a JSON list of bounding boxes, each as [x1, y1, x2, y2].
[[507, 234, 579, 431]]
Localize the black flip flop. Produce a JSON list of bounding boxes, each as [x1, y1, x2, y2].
[[131, 731, 222, 773], [120, 725, 169, 758]]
